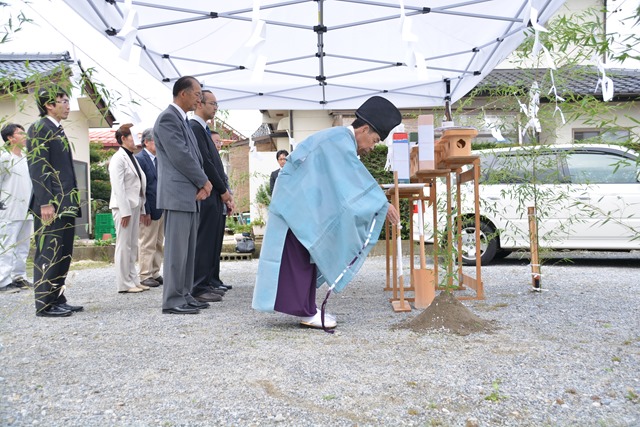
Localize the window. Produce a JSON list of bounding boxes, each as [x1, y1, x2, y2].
[[573, 129, 631, 144], [565, 152, 638, 184], [74, 160, 89, 239], [482, 151, 560, 184]]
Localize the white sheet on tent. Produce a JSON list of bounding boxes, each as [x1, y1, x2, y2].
[[61, 0, 566, 109]]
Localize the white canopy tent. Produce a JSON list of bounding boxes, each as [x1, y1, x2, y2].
[[61, 0, 566, 110]]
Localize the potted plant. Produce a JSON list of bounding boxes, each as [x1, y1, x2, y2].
[[254, 182, 271, 217], [251, 217, 266, 236]]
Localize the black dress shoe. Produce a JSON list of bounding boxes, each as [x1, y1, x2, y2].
[[57, 303, 84, 312], [210, 283, 231, 291], [162, 304, 200, 314], [154, 276, 163, 285], [188, 300, 210, 309], [194, 292, 222, 302], [140, 278, 160, 288], [36, 305, 73, 317], [206, 287, 225, 296], [12, 278, 32, 289]]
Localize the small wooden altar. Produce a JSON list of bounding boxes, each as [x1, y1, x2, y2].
[[384, 126, 484, 311]]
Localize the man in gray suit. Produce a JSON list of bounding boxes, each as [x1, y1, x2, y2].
[[153, 76, 213, 314]]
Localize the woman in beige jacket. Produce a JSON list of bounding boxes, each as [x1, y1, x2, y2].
[[109, 123, 147, 293]]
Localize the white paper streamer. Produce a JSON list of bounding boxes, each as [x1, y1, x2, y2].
[[246, 0, 267, 82], [516, 1, 564, 136], [118, 0, 139, 62], [594, 57, 614, 102], [417, 200, 424, 237], [396, 224, 403, 275], [521, 81, 541, 135], [399, 0, 427, 79], [485, 117, 506, 142], [527, 2, 548, 58], [547, 69, 566, 124]]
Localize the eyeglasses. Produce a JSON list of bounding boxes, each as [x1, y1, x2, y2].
[[56, 99, 70, 105], [204, 101, 218, 107]]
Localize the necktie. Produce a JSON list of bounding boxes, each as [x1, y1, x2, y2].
[[153, 157, 157, 171], [205, 126, 212, 137]]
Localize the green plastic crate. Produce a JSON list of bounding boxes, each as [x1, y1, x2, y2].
[[95, 213, 116, 240]]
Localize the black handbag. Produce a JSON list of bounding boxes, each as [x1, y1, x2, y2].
[[235, 236, 256, 253]]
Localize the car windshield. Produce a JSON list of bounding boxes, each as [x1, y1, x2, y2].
[[480, 149, 561, 184]]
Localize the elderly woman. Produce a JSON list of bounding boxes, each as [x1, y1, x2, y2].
[[109, 123, 148, 294]]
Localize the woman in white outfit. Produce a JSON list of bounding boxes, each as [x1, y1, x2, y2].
[[109, 123, 147, 294]]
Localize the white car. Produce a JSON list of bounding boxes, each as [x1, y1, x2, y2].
[[414, 144, 640, 265]]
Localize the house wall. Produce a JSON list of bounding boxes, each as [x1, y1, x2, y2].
[[228, 141, 251, 214], [556, 102, 640, 144], [277, 110, 334, 146], [248, 151, 278, 223], [1, 93, 94, 238], [1, 93, 91, 169]]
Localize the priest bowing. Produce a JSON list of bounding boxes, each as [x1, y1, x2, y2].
[[252, 96, 402, 330]]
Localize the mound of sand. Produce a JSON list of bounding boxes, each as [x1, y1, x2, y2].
[[395, 291, 496, 336]]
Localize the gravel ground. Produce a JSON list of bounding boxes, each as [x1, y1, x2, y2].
[[1, 251, 639, 426]]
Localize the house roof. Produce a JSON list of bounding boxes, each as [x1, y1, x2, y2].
[[0, 52, 73, 81], [90, 127, 239, 150], [477, 66, 640, 100], [216, 121, 246, 142], [89, 129, 119, 148], [0, 52, 116, 127], [252, 123, 273, 139]]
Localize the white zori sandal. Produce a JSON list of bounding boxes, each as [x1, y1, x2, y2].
[[300, 308, 336, 329]]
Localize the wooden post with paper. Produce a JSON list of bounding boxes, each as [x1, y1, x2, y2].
[[413, 199, 435, 309], [391, 170, 411, 313]]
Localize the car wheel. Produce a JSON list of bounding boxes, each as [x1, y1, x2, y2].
[[459, 220, 499, 266]]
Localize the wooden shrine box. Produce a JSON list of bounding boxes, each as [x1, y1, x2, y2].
[[435, 127, 478, 169], [411, 126, 478, 175]]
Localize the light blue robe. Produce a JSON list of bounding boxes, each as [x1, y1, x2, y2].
[[252, 126, 389, 312]]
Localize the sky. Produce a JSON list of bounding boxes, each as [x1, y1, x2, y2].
[[0, 0, 264, 137], [1, 0, 638, 135]]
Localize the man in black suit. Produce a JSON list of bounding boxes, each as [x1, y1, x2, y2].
[[27, 87, 83, 317], [269, 149, 289, 195], [210, 130, 234, 291], [135, 128, 164, 288], [189, 90, 234, 302]]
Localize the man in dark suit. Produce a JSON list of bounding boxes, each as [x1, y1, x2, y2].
[[153, 76, 212, 314], [189, 90, 234, 302], [27, 87, 83, 317], [135, 128, 164, 288], [269, 149, 289, 195]]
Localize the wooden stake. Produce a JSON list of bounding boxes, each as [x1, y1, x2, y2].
[[528, 206, 541, 290]]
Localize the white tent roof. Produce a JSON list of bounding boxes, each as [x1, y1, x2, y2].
[[62, 0, 565, 110]]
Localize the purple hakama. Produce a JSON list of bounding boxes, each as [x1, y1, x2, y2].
[[273, 229, 317, 317]]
